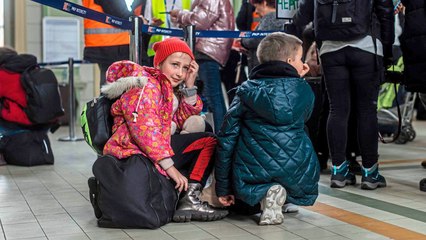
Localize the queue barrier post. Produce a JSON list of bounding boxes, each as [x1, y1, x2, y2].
[[183, 25, 195, 52], [58, 57, 84, 142], [130, 16, 142, 65]]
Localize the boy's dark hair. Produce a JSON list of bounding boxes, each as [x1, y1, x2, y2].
[[257, 32, 303, 64]]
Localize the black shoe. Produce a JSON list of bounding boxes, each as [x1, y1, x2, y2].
[[422, 161, 426, 169], [88, 177, 102, 218], [330, 161, 356, 188], [361, 164, 387, 190]]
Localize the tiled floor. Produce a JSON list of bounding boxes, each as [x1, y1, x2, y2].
[[1, 120, 426, 240]]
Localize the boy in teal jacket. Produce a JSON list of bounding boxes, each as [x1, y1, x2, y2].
[[215, 32, 320, 225]]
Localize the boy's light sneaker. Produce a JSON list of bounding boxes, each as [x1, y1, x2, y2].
[[330, 161, 356, 188], [282, 203, 299, 213], [361, 163, 387, 190], [259, 185, 286, 225]]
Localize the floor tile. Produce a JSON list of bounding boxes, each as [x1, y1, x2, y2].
[[3, 222, 45, 239], [0, 211, 37, 225], [124, 229, 175, 240]]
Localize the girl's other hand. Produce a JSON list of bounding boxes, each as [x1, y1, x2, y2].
[[165, 166, 188, 192]]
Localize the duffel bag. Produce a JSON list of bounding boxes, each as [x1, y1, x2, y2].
[[91, 154, 178, 229]]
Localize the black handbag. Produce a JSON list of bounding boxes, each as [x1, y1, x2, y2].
[[91, 154, 178, 229], [80, 95, 115, 155]]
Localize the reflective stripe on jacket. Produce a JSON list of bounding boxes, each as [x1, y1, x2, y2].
[[83, 0, 130, 47]]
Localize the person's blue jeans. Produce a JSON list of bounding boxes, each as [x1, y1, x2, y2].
[[198, 60, 226, 132]]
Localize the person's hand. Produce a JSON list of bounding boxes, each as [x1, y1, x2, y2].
[[394, 3, 404, 15], [185, 60, 199, 88], [218, 195, 235, 206], [139, 15, 149, 25], [150, 17, 164, 27], [170, 9, 180, 23], [232, 39, 248, 53], [165, 166, 188, 192]]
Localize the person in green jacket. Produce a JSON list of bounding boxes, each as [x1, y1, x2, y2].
[[215, 32, 320, 225]]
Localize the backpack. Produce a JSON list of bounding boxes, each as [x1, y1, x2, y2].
[[314, 0, 373, 41], [91, 154, 178, 229], [20, 65, 65, 124], [80, 95, 115, 155]]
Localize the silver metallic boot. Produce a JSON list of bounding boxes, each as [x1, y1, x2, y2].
[[173, 183, 228, 222]]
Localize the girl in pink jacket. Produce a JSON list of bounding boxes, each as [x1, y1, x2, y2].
[[102, 38, 227, 222]]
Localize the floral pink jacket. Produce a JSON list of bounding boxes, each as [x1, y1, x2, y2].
[[102, 61, 202, 173]]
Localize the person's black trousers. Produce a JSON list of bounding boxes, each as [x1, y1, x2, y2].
[[321, 47, 382, 168]]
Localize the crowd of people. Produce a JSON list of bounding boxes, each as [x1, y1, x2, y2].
[[79, 0, 425, 228]]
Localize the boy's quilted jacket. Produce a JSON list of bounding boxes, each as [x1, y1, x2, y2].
[[215, 61, 320, 206]]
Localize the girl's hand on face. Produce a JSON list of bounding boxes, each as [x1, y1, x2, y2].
[[165, 166, 188, 192], [185, 60, 199, 88]]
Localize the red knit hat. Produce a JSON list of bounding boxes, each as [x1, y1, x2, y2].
[[153, 38, 195, 67]]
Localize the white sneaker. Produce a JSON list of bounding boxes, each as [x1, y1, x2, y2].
[[259, 185, 286, 225], [282, 203, 299, 213]]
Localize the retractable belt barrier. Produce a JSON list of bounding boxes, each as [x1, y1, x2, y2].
[[31, 0, 275, 39]]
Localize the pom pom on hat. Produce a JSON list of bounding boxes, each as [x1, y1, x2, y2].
[[153, 38, 195, 67]]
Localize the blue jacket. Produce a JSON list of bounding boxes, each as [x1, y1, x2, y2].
[[215, 61, 320, 206]]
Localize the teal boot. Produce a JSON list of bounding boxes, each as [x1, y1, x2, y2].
[[330, 161, 356, 188], [361, 163, 387, 190]]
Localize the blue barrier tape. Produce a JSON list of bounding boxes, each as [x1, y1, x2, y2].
[[31, 0, 132, 30], [195, 30, 274, 38], [32, 0, 276, 38], [142, 25, 184, 38], [141, 26, 273, 38]]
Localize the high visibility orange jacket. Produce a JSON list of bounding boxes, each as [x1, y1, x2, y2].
[[83, 0, 130, 47]]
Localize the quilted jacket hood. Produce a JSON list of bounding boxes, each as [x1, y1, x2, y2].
[[237, 61, 309, 125]]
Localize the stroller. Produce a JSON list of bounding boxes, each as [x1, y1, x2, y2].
[[377, 57, 416, 144]]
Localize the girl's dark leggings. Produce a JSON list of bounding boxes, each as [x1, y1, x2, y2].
[[171, 132, 217, 187]]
